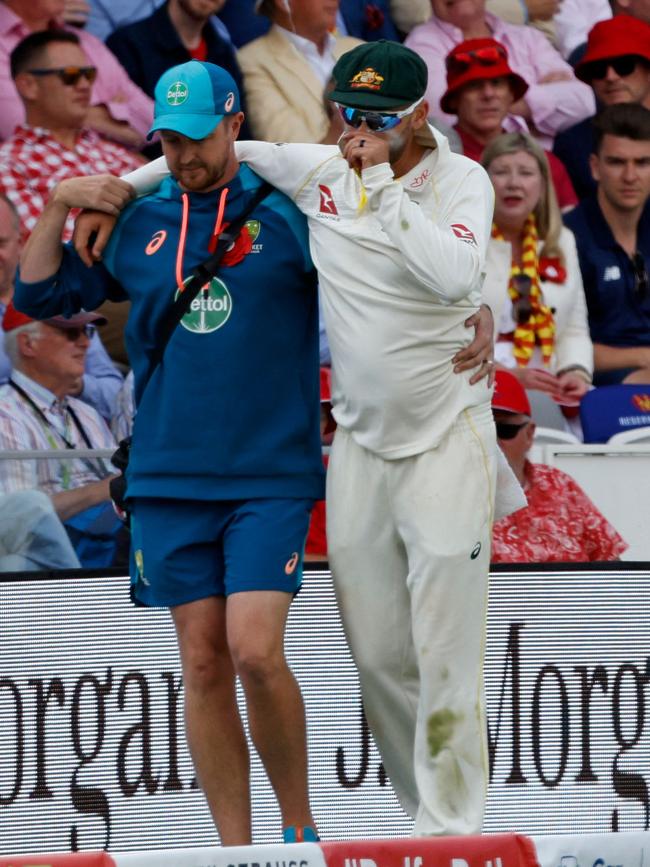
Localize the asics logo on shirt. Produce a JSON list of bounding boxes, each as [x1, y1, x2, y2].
[[145, 230, 167, 255]]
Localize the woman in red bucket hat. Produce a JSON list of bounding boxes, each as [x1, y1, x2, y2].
[[442, 37, 578, 210]]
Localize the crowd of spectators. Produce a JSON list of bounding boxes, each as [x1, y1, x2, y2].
[[0, 0, 648, 567]]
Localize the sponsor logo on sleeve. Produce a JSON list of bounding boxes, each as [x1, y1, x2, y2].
[[451, 223, 477, 246], [318, 184, 339, 217]]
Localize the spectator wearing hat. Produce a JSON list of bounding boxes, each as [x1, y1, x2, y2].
[[236, 0, 362, 143], [0, 0, 153, 147], [443, 38, 577, 209], [404, 0, 594, 146], [564, 103, 650, 386], [0, 303, 123, 568], [491, 368, 627, 562], [481, 131, 593, 417], [553, 15, 650, 200], [0, 193, 122, 422]]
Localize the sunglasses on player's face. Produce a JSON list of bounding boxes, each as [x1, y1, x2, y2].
[[28, 66, 98, 86], [587, 56, 641, 80], [336, 96, 424, 133], [446, 44, 508, 74]]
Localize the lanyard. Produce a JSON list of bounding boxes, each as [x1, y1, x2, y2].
[[175, 186, 229, 294], [8, 379, 110, 482]]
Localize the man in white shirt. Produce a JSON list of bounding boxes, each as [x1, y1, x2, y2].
[[235, 42, 502, 836]]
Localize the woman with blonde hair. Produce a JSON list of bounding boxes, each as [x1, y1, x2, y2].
[[481, 132, 593, 413]]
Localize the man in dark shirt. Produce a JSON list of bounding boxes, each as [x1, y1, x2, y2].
[[564, 103, 650, 384], [106, 0, 250, 138], [554, 15, 650, 199]]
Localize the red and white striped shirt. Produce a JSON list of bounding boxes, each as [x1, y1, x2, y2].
[[0, 124, 143, 243]]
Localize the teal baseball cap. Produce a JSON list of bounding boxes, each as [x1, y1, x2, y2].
[[147, 60, 241, 141]]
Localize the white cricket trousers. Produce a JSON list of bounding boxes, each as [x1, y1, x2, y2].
[[326, 406, 496, 836]]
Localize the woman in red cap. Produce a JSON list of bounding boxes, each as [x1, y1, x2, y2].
[[481, 131, 593, 414]]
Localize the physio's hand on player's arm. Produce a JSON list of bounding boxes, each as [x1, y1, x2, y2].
[[54, 175, 134, 216], [340, 131, 390, 172], [454, 305, 495, 385], [73, 210, 119, 267]]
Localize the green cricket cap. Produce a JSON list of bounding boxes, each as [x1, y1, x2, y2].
[[327, 40, 428, 110]]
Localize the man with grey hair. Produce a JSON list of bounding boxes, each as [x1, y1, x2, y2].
[[0, 302, 122, 567]]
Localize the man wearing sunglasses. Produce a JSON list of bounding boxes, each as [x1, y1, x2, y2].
[[491, 368, 627, 562], [223, 39, 508, 838], [0, 30, 145, 245], [0, 302, 125, 569], [38, 42, 523, 837], [564, 103, 650, 386], [0, 0, 153, 147], [553, 15, 650, 200]]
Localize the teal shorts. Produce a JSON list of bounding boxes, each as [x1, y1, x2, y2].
[[129, 497, 314, 607]]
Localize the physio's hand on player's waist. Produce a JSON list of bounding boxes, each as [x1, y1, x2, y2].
[[340, 131, 390, 172], [453, 305, 495, 385], [73, 210, 119, 267]]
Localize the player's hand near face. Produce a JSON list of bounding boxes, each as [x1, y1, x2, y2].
[[340, 131, 390, 172]]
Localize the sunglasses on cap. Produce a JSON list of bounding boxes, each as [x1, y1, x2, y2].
[[28, 66, 98, 86], [446, 44, 508, 74], [336, 96, 424, 133], [495, 420, 529, 440], [587, 56, 641, 80]]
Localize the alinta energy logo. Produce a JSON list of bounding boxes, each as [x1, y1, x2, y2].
[[178, 277, 232, 334], [167, 81, 188, 106]]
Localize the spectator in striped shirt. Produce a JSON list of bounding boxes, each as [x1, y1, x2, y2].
[[0, 302, 125, 568]]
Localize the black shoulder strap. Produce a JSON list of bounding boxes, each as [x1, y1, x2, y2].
[[143, 180, 274, 389]]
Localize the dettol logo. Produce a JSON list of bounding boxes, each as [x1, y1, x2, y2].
[[179, 277, 232, 334], [167, 81, 189, 106]]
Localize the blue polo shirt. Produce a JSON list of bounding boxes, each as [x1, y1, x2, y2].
[[564, 195, 650, 348]]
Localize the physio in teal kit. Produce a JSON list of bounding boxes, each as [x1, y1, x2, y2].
[[15, 61, 323, 845]]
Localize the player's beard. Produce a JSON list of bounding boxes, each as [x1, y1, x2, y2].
[[176, 154, 229, 192], [386, 127, 411, 164]]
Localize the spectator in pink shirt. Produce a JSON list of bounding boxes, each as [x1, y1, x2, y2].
[[404, 0, 595, 145], [0, 0, 153, 148]]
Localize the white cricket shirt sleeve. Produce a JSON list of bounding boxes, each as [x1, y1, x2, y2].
[[361, 160, 494, 303]]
